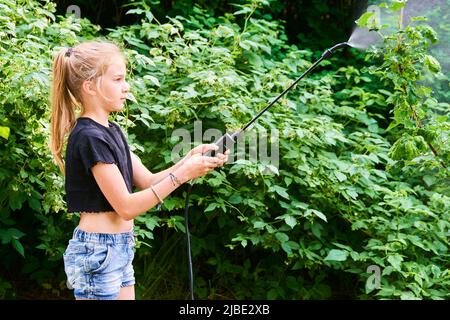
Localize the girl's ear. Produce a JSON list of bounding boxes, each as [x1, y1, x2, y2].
[[81, 79, 97, 97]]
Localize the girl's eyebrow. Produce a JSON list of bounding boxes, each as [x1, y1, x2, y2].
[[114, 73, 126, 77]]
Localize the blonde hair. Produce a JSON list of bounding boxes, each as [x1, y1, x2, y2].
[[50, 40, 125, 174]]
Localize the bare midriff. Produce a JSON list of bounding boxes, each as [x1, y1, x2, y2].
[[78, 211, 133, 233]]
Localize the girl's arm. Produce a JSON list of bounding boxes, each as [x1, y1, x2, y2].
[[92, 146, 227, 221], [130, 152, 183, 190], [131, 144, 229, 190], [92, 162, 184, 221]]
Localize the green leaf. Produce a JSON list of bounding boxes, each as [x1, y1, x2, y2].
[[284, 216, 297, 228], [267, 288, 278, 300], [228, 194, 242, 204], [0, 126, 10, 140], [387, 254, 403, 271], [400, 291, 420, 300], [281, 241, 292, 254], [270, 185, 290, 199], [307, 209, 327, 222], [233, 6, 252, 16], [143, 75, 160, 87], [36, 243, 49, 250], [204, 203, 218, 212], [423, 175, 436, 187], [334, 171, 347, 182], [345, 188, 358, 200], [311, 223, 322, 238], [253, 221, 266, 229], [144, 216, 160, 231], [275, 232, 289, 243], [9, 192, 26, 211], [173, 220, 185, 233], [332, 242, 353, 251], [284, 177, 292, 187], [12, 239, 25, 257], [324, 249, 348, 262], [28, 197, 41, 212], [378, 89, 392, 96], [0, 228, 25, 245], [424, 55, 441, 73], [389, 1, 407, 12], [126, 8, 145, 16], [356, 12, 375, 28]]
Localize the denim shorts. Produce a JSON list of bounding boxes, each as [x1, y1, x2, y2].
[[63, 227, 136, 300]]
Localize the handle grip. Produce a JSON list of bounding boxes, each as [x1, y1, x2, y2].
[[204, 133, 237, 157]]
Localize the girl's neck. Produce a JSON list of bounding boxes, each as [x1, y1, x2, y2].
[[80, 110, 110, 127]]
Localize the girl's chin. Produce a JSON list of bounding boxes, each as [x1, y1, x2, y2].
[[114, 102, 126, 111]]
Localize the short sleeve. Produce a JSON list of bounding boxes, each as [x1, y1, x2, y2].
[[78, 135, 116, 172]]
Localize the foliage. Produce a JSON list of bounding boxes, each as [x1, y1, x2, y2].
[[116, 0, 449, 299], [0, 0, 448, 300], [0, 0, 99, 297]]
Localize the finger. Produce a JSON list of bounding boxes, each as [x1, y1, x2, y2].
[[208, 156, 226, 167], [216, 159, 226, 167], [203, 156, 220, 164], [219, 155, 229, 163], [218, 152, 230, 159], [202, 144, 219, 153], [192, 144, 214, 155], [211, 157, 223, 166], [190, 145, 201, 155], [216, 149, 230, 157]]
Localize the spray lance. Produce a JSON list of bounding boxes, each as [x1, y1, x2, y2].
[[203, 42, 349, 157], [178, 42, 350, 300]]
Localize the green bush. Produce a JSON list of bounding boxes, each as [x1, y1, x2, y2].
[[0, 0, 100, 297], [0, 0, 448, 299]]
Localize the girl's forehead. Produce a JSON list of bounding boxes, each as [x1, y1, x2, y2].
[[105, 56, 127, 75]]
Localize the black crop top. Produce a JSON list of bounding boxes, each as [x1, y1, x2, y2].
[[65, 117, 133, 213]]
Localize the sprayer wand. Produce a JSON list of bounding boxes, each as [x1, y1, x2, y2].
[[204, 42, 349, 157], [184, 42, 349, 300]]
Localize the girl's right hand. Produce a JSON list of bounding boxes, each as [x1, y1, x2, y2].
[[178, 145, 228, 181]]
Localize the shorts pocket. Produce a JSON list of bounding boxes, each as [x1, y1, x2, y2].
[[63, 252, 76, 289], [65, 239, 88, 254], [83, 244, 112, 274], [127, 238, 136, 261]]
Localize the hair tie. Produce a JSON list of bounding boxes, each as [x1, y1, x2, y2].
[[65, 47, 73, 57]]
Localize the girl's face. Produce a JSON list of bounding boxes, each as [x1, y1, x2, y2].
[[98, 56, 130, 111]]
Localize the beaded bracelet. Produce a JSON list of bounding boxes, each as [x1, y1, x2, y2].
[[169, 172, 182, 187], [150, 185, 163, 207]]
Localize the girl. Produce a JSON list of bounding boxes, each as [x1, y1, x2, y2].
[[50, 40, 228, 300]]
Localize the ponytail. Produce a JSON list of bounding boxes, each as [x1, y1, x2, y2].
[[49, 40, 125, 174], [50, 48, 76, 174]]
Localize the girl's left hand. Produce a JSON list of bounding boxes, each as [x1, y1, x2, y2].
[[182, 144, 230, 166]]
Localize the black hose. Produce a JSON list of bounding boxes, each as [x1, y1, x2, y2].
[[183, 182, 195, 300], [181, 41, 349, 300]]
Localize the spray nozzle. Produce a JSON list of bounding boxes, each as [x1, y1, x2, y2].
[[321, 42, 349, 58]]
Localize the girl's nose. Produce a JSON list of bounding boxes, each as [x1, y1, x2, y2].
[[123, 82, 130, 92]]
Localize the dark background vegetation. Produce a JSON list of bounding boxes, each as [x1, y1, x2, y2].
[[1, 0, 448, 300], [53, 0, 369, 48]]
